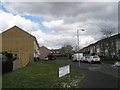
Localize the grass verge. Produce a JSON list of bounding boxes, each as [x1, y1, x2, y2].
[[2, 60, 84, 88], [100, 58, 118, 64]]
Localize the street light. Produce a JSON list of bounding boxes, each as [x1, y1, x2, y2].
[[77, 28, 85, 67], [77, 28, 85, 52]]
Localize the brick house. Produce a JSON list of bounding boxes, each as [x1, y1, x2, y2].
[[1, 26, 40, 68], [39, 46, 51, 59]]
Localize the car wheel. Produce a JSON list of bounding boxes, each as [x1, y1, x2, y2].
[[91, 61, 94, 64]]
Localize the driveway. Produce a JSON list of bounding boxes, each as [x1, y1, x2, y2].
[[55, 60, 120, 88]]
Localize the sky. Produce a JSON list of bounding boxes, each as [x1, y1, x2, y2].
[[0, 0, 119, 49]]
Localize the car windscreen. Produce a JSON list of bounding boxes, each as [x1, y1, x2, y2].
[[86, 56, 90, 58], [93, 55, 99, 58]]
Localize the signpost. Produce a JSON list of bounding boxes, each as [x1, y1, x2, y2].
[[59, 65, 70, 78]]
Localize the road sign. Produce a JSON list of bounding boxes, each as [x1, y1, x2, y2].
[[59, 65, 70, 78]]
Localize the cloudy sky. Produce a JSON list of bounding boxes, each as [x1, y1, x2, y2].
[[0, 0, 119, 49]]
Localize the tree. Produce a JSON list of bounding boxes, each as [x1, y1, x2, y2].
[[100, 23, 115, 38], [60, 46, 66, 55], [60, 44, 73, 56], [73, 45, 78, 52]]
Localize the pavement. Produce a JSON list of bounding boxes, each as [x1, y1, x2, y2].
[[55, 60, 120, 88]]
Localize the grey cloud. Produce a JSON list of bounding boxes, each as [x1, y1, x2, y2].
[[3, 2, 118, 28], [2, 2, 118, 48], [3, 2, 117, 21]]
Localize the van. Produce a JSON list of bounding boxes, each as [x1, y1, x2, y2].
[[72, 53, 83, 62]]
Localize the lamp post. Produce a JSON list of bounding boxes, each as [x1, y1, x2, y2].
[[77, 29, 85, 67]]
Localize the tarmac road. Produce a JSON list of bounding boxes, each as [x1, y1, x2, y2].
[[55, 60, 120, 88]]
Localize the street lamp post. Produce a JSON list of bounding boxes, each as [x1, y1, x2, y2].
[[77, 29, 85, 67], [77, 29, 80, 52]]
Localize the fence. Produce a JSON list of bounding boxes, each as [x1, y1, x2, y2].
[[2, 51, 20, 74], [13, 59, 19, 70]]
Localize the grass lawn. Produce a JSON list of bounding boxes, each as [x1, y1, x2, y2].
[[2, 60, 84, 88], [100, 58, 118, 64]]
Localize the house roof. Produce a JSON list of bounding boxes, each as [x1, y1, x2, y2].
[[80, 33, 120, 50], [2, 25, 39, 48], [40, 46, 50, 50]]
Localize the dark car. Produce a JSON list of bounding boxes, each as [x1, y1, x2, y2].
[[48, 55, 56, 60]]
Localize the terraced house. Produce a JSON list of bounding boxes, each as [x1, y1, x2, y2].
[[80, 33, 120, 60], [39, 46, 51, 59], [1, 26, 40, 68]]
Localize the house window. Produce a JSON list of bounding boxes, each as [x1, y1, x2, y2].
[[106, 43, 108, 46], [111, 40, 114, 46]]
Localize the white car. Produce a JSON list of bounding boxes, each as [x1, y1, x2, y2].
[[87, 55, 100, 63], [44, 57, 49, 61], [112, 61, 120, 67], [80, 56, 89, 62]]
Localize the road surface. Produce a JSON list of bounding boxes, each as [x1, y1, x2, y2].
[[55, 60, 120, 88]]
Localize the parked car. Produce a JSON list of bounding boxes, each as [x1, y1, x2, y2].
[[80, 56, 89, 63], [45, 57, 49, 61], [87, 55, 100, 63], [45, 55, 56, 61], [112, 61, 120, 67], [48, 55, 56, 60]]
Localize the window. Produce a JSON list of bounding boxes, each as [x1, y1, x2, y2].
[[106, 43, 108, 46], [93, 55, 98, 58]]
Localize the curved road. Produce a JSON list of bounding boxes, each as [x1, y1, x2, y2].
[[55, 60, 120, 88]]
